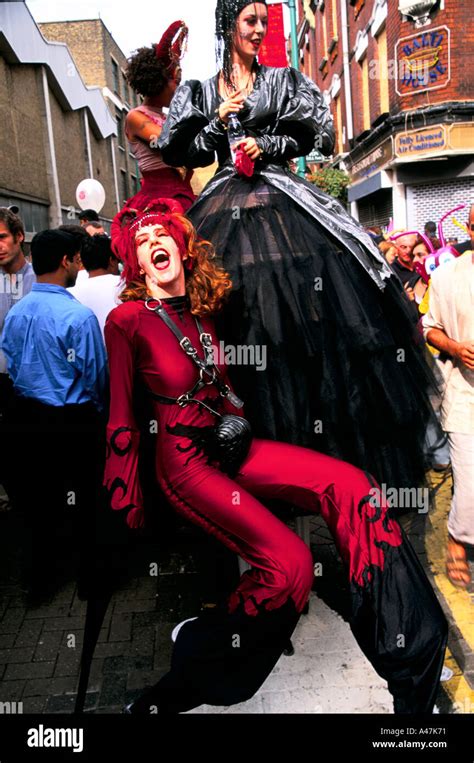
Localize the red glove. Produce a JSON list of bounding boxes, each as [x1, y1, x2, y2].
[[234, 147, 255, 178]]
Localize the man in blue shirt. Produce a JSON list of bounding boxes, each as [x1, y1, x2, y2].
[[3, 230, 107, 408], [2, 229, 108, 599]]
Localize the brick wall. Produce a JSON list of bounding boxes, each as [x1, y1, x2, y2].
[[39, 19, 137, 205], [300, 0, 473, 152], [39, 21, 107, 90], [38, 20, 137, 109], [347, 0, 376, 134], [0, 51, 120, 222], [104, 27, 135, 107], [89, 131, 118, 221], [0, 59, 49, 200], [50, 93, 89, 208], [386, 0, 473, 115]]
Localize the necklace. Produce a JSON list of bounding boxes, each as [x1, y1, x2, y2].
[[220, 67, 255, 99]]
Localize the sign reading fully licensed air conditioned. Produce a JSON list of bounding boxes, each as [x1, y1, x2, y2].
[[395, 26, 451, 96], [394, 123, 474, 160], [395, 125, 447, 157]]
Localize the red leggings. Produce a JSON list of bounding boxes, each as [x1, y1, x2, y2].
[[136, 439, 448, 714], [161, 439, 400, 615]]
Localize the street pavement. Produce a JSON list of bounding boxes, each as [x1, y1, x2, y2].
[[186, 592, 393, 714]]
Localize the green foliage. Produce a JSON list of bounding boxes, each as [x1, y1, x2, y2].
[[309, 167, 350, 202]]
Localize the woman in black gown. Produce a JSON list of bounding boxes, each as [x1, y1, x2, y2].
[[158, 0, 440, 493]]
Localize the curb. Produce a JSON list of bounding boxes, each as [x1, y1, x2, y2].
[[425, 470, 474, 691]]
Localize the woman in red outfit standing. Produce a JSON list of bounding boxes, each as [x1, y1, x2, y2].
[[105, 199, 447, 715]]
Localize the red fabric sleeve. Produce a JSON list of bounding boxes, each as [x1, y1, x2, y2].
[[103, 310, 144, 529]]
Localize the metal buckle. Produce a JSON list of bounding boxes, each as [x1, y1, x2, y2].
[[200, 332, 212, 346], [200, 367, 216, 385], [179, 337, 196, 356], [200, 334, 215, 366], [145, 297, 162, 311], [177, 394, 190, 407]]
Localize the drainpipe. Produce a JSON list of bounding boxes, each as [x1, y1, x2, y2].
[[340, 0, 354, 142], [41, 66, 62, 227], [110, 136, 120, 213], [287, 0, 306, 178], [83, 110, 94, 179], [340, 0, 356, 216]]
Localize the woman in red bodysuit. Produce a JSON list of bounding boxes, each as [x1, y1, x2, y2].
[[105, 199, 447, 715]]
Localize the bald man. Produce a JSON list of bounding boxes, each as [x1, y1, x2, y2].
[[392, 233, 423, 289]]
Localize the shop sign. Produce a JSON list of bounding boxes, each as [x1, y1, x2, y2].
[[395, 125, 447, 157], [394, 123, 474, 160], [449, 123, 474, 152], [395, 125, 448, 158], [306, 148, 326, 163], [349, 139, 393, 181], [395, 26, 450, 96]]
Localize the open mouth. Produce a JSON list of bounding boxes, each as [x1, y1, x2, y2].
[[152, 250, 171, 271], [250, 39, 262, 49]]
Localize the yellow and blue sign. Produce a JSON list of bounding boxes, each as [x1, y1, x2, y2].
[[396, 26, 451, 96]]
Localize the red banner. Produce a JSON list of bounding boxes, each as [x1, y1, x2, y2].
[[258, 3, 288, 67]]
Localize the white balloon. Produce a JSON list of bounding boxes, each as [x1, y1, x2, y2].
[[76, 179, 106, 213]]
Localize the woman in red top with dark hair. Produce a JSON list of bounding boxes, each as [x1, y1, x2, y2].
[[105, 199, 446, 715]]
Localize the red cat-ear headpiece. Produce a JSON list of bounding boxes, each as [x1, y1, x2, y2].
[[111, 198, 189, 284]]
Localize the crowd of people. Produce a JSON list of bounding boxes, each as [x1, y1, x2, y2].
[[0, 0, 472, 716], [374, 208, 474, 589]]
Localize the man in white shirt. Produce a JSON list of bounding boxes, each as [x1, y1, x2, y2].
[[68, 234, 124, 338], [422, 251, 474, 588]]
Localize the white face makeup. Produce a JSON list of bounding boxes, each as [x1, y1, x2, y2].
[[135, 224, 186, 296], [233, 3, 268, 58]]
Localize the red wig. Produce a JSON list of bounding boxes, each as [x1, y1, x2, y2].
[[111, 198, 232, 317], [111, 198, 187, 284]]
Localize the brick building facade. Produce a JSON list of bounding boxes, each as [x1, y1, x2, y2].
[[0, 2, 118, 237], [38, 19, 143, 211], [296, 0, 474, 236]]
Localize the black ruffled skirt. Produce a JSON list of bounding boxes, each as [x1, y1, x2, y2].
[[188, 172, 440, 491]]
